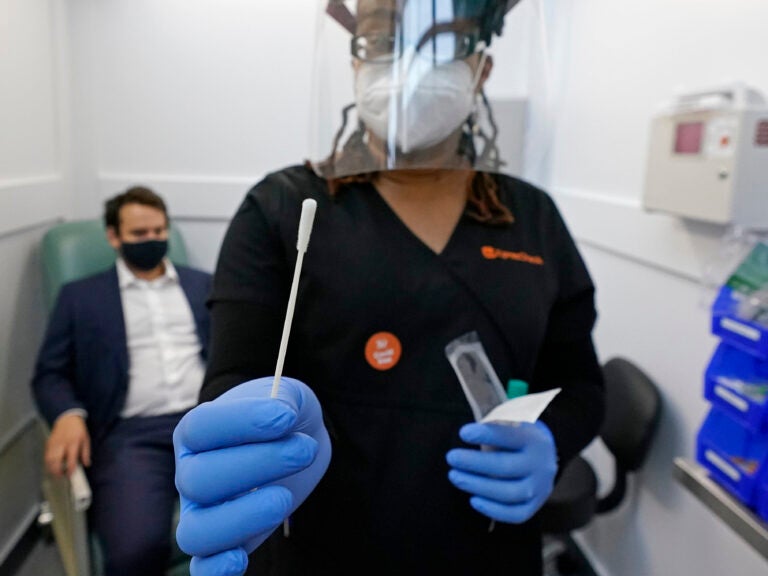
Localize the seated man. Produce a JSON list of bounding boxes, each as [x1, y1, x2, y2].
[[32, 186, 212, 576]]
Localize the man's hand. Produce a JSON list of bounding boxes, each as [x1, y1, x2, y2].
[[45, 413, 91, 478]]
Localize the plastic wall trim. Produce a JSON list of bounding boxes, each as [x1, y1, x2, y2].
[[97, 173, 264, 221], [0, 176, 68, 239], [0, 415, 37, 460], [551, 186, 729, 285], [0, 506, 41, 568]]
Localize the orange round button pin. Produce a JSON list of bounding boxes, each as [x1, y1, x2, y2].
[[365, 332, 402, 371]]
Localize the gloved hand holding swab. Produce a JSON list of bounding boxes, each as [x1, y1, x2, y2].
[[271, 198, 317, 398]]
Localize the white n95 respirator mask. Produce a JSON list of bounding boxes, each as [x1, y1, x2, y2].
[[354, 59, 477, 154]]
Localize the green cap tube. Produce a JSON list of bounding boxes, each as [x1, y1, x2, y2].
[[506, 379, 529, 399]]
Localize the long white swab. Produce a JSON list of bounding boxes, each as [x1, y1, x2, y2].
[[271, 199, 318, 398]]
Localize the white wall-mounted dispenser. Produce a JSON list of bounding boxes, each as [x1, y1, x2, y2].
[[643, 83, 768, 228]]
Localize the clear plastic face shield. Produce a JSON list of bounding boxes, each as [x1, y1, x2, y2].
[[309, 0, 552, 180]]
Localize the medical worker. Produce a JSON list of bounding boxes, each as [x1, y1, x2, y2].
[[174, 1, 605, 574]]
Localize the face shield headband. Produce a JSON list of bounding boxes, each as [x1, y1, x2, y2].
[[326, 0, 522, 45], [311, 0, 537, 180]]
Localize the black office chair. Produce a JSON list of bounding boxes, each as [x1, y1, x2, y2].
[[538, 357, 662, 574]]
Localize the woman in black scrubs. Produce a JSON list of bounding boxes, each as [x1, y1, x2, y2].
[[173, 2, 605, 575]]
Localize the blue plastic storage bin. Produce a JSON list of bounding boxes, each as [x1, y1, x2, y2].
[[704, 343, 768, 433], [758, 479, 768, 522], [712, 286, 768, 360], [696, 407, 768, 509]]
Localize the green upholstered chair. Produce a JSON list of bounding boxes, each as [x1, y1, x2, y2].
[[41, 219, 189, 311], [40, 219, 191, 576]]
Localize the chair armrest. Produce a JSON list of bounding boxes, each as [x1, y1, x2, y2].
[[68, 464, 92, 513], [39, 419, 93, 576]]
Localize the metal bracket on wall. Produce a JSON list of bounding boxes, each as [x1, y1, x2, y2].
[[673, 457, 768, 561]]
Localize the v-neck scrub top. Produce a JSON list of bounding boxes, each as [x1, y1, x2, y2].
[[202, 165, 605, 575]]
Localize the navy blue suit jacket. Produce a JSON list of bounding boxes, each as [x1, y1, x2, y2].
[[32, 265, 211, 442]]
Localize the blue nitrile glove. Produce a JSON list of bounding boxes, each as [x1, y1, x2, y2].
[[446, 420, 557, 524], [174, 377, 331, 576]]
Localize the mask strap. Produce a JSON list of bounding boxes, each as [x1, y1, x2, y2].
[[326, 1, 356, 34]]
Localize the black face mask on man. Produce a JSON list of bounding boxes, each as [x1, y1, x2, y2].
[[121, 239, 168, 271]]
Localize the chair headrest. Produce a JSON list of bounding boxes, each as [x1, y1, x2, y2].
[[41, 220, 188, 311]]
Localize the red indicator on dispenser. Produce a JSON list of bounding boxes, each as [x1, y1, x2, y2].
[[674, 122, 704, 155], [756, 120, 768, 147]]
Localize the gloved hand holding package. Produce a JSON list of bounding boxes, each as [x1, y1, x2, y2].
[[446, 420, 558, 524], [444, 331, 559, 524], [173, 377, 331, 576]]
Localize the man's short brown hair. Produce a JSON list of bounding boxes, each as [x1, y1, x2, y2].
[[104, 186, 168, 233]]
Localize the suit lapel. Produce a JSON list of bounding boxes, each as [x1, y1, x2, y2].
[[177, 267, 199, 324], [177, 266, 209, 358], [103, 268, 129, 375]]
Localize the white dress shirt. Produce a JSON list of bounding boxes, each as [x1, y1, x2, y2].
[[117, 258, 206, 418]]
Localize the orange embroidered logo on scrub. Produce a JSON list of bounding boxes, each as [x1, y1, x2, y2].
[[365, 332, 402, 371], [481, 245, 544, 266]]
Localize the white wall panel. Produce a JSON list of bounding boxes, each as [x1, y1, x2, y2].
[[173, 221, 228, 274], [0, 226, 49, 440], [552, 188, 726, 283], [550, 0, 768, 200], [0, 0, 59, 179], [0, 0, 68, 409], [0, 0, 71, 236], [0, 222, 53, 565], [0, 0, 70, 561], [88, 0, 317, 178], [97, 174, 254, 220], [0, 178, 67, 237]]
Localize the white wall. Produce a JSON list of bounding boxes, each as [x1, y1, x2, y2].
[[66, 0, 321, 271], [548, 0, 768, 574], [6, 0, 767, 573], [0, 0, 71, 563]]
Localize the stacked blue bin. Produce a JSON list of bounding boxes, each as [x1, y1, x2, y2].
[[697, 286, 768, 522]]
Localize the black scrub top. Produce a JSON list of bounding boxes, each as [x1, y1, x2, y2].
[[202, 165, 605, 576]]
